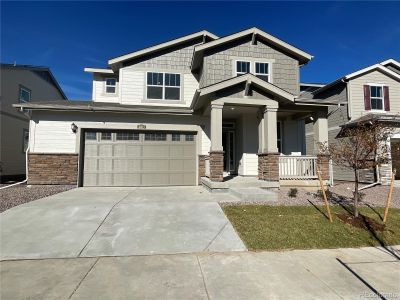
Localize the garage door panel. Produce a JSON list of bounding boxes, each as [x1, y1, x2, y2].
[[142, 159, 169, 171], [98, 144, 113, 156], [142, 173, 169, 186], [114, 173, 141, 186], [98, 159, 113, 172], [113, 144, 142, 157], [113, 159, 141, 172], [83, 131, 197, 187]]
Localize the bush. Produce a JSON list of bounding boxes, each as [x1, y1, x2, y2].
[[315, 188, 332, 200], [288, 188, 298, 198]]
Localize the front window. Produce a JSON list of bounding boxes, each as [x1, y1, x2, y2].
[[147, 72, 181, 100], [255, 62, 270, 82], [116, 131, 139, 141], [145, 132, 167, 141], [370, 85, 384, 110], [105, 78, 116, 94], [101, 132, 112, 140], [19, 86, 31, 102], [236, 61, 251, 76]]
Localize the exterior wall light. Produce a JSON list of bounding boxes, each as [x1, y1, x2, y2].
[[71, 123, 78, 133]]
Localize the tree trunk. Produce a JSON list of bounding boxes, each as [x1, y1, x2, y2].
[[354, 169, 359, 217]]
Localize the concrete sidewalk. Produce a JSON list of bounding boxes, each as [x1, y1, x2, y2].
[[1, 246, 399, 300]]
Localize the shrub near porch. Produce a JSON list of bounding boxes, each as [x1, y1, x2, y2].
[[222, 205, 400, 251]]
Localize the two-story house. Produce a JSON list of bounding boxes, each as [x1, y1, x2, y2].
[[15, 28, 338, 188], [0, 64, 67, 182], [304, 59, 400, 184]]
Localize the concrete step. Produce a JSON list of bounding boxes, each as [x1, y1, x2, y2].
[[229, 187, 278, 202]]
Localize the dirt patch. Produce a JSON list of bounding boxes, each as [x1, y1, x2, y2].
[[336, 212, 386, 231]]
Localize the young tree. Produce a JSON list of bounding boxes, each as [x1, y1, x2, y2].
[[319, 121, 393, 217]]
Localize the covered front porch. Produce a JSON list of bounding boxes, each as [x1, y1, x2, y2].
[[194, 75, 331, 189]]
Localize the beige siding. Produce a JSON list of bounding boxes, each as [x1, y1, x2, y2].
[[183, 73, 198, 104], [201, 126, 211, 155], [92, 74, 119, 103], [238, 114, 259, 176], [120, 68, 144, 105], [349, 69, 400, 119]]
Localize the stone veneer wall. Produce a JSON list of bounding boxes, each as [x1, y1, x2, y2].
[[317, 154, 330, 181], [198, 155, 207, 185], [28, 153, 78, 185], [258, 152, 280, 181], [209, 151, 224, 182]]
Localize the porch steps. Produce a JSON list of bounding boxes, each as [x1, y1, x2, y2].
[[229, 187, 278, 202]]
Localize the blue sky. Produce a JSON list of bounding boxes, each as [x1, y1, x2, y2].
[[2, 1, 400, 100]]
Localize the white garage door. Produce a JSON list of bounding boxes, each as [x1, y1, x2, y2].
[[83, 130, 197, 186]]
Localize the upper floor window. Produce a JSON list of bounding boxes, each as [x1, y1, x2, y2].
[[19, 86, 31, 102], [255, 62, 270, 82], [236, 61, 251, 76], [105, 78, 116, 94], [370, 85, 384, 110], [147, 72, 180, 101]]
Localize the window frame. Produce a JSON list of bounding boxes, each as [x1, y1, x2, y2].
[[235, 60, 251, 76], [369, 84, 385, 111], [105, 78, 117, 94], [146, 72, 181, 101], [254, 61, 270, 82], [19, 86, 31, 103]]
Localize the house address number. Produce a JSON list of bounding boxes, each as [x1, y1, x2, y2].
[[137, 124, 146, 129]]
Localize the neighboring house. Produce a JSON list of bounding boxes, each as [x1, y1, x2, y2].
[[14, 28, 339, 187], [0, 64, 67, 182], [304, 59, 400, 184]]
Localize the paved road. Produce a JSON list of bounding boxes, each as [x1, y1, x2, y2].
[[1, 246, 399, 300], [0, 187, 245, 260]]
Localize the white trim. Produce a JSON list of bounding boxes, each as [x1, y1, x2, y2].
[[254, 61, 272, 83], [105, 78, 117, 94], [368, 84, 385, 111], [145, 71, 182, 101], [300, 82, 325, 88], [380, 58, 400, 69], [109, 30, 218, 65], [345, 64, 400, 81], [193, 28, 313, 63], [234, 60, 251, 76], [84, 68, 114, 74]]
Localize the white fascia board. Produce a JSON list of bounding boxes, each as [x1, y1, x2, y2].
[[108, 30, 218, 65], [300, 82, 325, 87], [199, 74, 294, 102], [194, 27, 313, 62], [84, 68, 114, 74], [380, 58, 400, 68], [345, 64, 400, 81]]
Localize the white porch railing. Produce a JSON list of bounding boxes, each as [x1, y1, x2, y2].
[[205, 156, 210, 178], [279, 155, 318, 180]]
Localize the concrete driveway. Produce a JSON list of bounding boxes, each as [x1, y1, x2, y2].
[[0, 187, 245, 260]]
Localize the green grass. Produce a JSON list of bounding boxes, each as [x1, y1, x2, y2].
[[223, 205, 400, 251]]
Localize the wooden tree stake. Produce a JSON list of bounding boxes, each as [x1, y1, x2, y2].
[[317, 169, 333, 223], [383, 169, 396, 224]]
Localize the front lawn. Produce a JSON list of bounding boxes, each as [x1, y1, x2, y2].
[[223, 205, 400, 251]]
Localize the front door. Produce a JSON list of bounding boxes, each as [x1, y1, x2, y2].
[[222, 130, 235, 173]]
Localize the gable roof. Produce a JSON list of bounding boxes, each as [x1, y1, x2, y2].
[[313, 60, 400, 95], [1, 63, 68, 99], [192, 73, 295, 109], [380, 58, 400, 70], [108, 30, 218, 67], [191, 27, 313, 70]]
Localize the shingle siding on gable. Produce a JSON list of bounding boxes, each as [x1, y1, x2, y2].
[[123, 39, 203, 71], [200, 37, 300, 95]]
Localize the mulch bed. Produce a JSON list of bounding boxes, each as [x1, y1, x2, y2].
[[336, 212, 386, 231]]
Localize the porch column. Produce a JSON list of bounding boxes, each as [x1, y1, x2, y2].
[[258, 107, 280, 182], [209, 103, 224, 182], [313, 111, 330, 181], [313, 111, 328, 152]]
